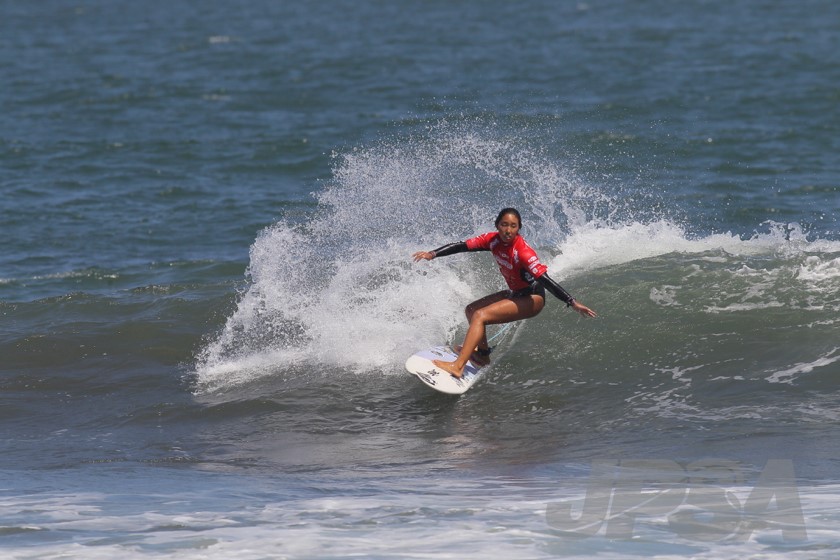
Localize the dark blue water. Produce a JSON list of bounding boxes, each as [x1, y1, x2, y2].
[[2, 1, 840, 557]]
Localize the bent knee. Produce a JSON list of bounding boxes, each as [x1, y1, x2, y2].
[[471, 307, 495, 324], [465, 302, 481, 319]]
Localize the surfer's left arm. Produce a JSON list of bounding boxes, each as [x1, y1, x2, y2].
[[537, 273, 597, 318]]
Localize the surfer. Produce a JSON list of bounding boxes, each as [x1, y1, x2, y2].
[[412, 208, 596, 378]]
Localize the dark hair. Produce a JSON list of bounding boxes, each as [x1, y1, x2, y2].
[[495, 207, 522, 228]]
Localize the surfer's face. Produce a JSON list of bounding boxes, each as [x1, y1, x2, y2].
[[495, 213, 520, 244]]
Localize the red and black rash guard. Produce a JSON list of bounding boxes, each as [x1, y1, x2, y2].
[[431, 232, 576, 306]]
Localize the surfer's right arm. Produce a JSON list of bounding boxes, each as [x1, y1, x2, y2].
[[412, 242, 474, 262]]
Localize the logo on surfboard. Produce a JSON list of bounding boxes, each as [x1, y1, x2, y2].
[[417, 370, 437, 385]]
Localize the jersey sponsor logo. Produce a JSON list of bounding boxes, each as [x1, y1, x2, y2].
[[494, 255, 514, 270]]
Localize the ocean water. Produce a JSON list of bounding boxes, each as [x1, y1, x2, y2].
[[2, 0, 840, 558]]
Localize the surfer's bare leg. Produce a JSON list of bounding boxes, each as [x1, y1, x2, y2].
[[454, 291, 507, 365], [465, 291, 506, 352], [434, 293, 545, 378]]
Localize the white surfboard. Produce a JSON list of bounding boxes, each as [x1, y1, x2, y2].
[[405, 345, 485, 395]]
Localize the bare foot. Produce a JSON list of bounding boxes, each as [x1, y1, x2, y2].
[[433, 359, 464, 378], [454, 346, 491, 367]]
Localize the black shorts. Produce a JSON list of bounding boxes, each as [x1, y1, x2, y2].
[[507, 283, 546, 300]]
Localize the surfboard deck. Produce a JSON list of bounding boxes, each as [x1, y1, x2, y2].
[[405, 345, 484, 395]]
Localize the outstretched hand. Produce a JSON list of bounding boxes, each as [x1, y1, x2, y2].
[[412, 251, 434, 262], [571, 301, 597, 318]]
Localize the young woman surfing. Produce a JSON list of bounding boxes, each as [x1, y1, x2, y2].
[[412, 208, 596, 378]]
